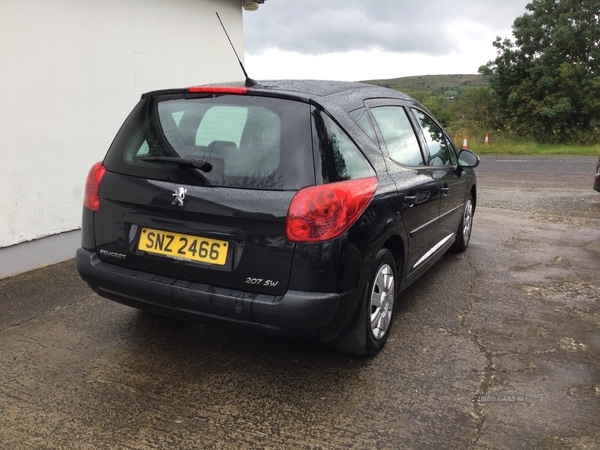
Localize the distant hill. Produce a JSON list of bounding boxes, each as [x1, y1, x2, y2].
[[362, 74, 488, 96]]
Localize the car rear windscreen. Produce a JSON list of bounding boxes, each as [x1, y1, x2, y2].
[[103, 94, 315, 190]]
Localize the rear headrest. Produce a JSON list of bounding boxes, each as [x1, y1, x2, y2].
[[208, 140, 237, 153]]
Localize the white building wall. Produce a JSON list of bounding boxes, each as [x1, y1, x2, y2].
[[0, 0, 245, 277]]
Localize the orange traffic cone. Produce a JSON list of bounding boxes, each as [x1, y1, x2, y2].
[[462, 135, 468, 149], [484, 133, 489, 145]]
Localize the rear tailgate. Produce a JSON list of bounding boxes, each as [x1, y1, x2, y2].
[[94, 172, 295, 295], [95, 91, 315, 295]]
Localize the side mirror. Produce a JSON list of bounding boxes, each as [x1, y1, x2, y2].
[[457, 149, 480, 168]]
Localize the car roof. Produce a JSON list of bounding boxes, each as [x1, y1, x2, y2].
[[253, 79, 406, 98], [143, 79, 416, 112]]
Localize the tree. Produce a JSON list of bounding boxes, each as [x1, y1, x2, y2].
[[480, 0, 600, 143], [452, 87, 503, 130], [406, 90, 454, 127]]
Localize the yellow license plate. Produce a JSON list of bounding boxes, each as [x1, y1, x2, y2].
[[138, 228, 228, 265]]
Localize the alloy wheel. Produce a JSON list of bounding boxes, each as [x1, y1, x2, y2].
[[370, 263, 395, 340]]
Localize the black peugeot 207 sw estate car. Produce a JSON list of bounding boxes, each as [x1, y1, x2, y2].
[[76, 80, 479, 355]]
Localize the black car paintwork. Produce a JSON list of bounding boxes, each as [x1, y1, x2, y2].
[[94, 171, 297, 296], [77, 80, 477, 352], [77, 248, 343, 330]]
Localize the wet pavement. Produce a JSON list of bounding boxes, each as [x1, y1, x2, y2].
[[1, 157, 599, 449]]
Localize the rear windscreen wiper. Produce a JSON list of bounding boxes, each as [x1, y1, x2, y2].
[[141, 156, 213, 173]]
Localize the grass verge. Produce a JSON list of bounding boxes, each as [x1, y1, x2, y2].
[[449, 132, 600, 156]]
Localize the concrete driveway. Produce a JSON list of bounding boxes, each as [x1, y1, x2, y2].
[[1, 157, 598, 449]]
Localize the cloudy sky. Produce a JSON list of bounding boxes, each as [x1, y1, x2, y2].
[[243, 0, 531, 81]]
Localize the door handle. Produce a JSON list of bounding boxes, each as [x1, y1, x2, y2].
[[441, 187, 449, 197], [404, 195, 417, 207]]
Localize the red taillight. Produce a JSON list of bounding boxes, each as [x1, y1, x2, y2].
[[286, 177, 378, 243], [188, 86, 248, 94], [83, 162, 106, 212]]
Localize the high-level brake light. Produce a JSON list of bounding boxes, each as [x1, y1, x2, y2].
[[188, 86, 248, 94]]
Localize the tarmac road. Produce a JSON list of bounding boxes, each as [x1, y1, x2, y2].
[[0, 156, 598, 449]]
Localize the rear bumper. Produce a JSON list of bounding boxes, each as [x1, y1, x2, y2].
[[76, 248, 343, 333]]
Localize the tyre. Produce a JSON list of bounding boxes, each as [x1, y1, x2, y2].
[[365, 249, 397, 355], [451, 193, 474, 252]]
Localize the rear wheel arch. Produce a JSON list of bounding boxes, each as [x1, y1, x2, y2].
[[364, 248, 398, 355], [327, 234, 405, 356], [380, 234, 405, 283], [470, 185, 477, 209], [451, 191, 475, 253]]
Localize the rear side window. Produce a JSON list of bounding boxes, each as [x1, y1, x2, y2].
[[370, 106, 424, 166], [104, 95, 314, 190], [349, 108, 377, 144], [312, 108, 375, 183]]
